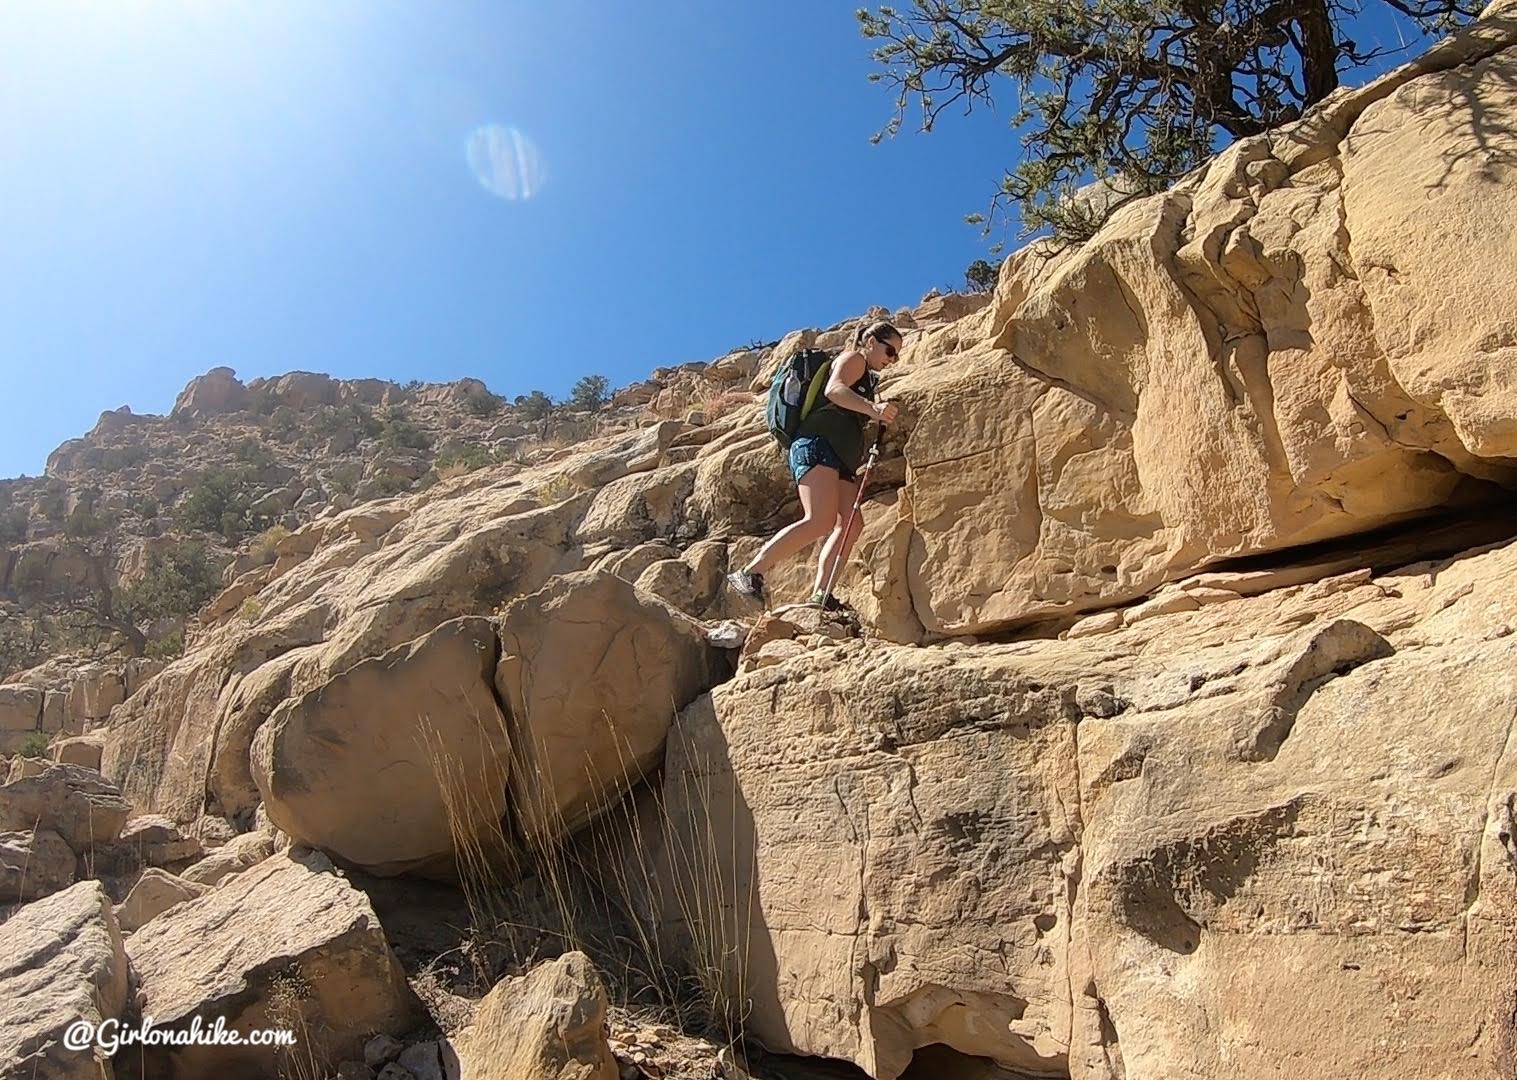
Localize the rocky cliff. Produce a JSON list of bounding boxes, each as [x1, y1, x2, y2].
[[5, 6, 1517, 1080]]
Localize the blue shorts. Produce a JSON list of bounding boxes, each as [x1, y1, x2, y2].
[[789, 436, 856, 484]]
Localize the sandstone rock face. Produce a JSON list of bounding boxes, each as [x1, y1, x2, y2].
[[114, 814, 204, 868], [454, 951, 617, 1080], [830, 14, 1517, 641], [41, 691, 68, 735], [51, 734, 105, 771], [0, 881, 129, 1080], [663, 529, 1517, 1079], [0, 765, 130, 853], [6, 756, 49, 783], [21, 17, 1517, 1080], [171, 365, 248, 418], [65, 669, 123, 725], [0, 684, 42, 733], [103, 487, 588, 825], [253, 617, 510, 877], [126, 852, 414, 1078], [114, 868, 212, 933], [494, 572, 729, 847], [0, 685, 44, 755], [178, 830, 274, 887], [0, 828, 76, 903]]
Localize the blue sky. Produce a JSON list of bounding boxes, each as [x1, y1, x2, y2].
[[0, 1, 1448, 478]]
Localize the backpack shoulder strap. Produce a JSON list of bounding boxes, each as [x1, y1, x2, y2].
[[799, 356, 832, 421]]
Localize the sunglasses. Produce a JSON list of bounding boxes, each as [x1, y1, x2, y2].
[[879, 340, 898, 359]]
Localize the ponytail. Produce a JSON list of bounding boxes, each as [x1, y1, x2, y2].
[[851, 320, 900, 351]]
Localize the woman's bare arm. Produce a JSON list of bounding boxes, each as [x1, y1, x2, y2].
[[824, 350, 879, 418]]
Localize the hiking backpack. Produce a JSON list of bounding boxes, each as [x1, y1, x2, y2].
[[765, 348, 833, 449]]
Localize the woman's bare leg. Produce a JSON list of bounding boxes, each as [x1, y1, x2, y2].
[[813, 478, 863, 595], [745, 467, 841, 575]]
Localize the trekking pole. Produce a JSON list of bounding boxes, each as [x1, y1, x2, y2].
[[820, 429, 883, 603]]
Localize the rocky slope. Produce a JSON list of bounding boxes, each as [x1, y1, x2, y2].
[[6, 5, 1517, 1079]]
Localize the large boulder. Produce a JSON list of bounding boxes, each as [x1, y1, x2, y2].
[[103, 490, 587, 826], [0, 685, 41, 732], [104, 815, 204, 870], [0, 828, 76, 903], [126, 851, 415, 1079], [253, 617, 511, 877], [178, 830, 274, 887], [453, 952, 617, 1080], [171, 366, 248, 418], [0, 765, 131, 852], [661, 531, 1517, 1079], [114, 868, 212, 934], [835, 13, 1517, 641], [65, 669, 123, 724], [52, 734, 105, 772], [6, 756, 49, 783], [663, 645, 1080, 1080], [0, 881, 129, 1080], [266, 370, 340, 410], [0, 685, 42, 755], [494, 572, 729, 847], [575, 462, 698, 548]]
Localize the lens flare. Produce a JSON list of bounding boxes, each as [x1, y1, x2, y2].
[[465, 124, 546, 201]]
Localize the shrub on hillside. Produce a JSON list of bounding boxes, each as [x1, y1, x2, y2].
[[513, 391, 554, 420], [248, 524, 291, 566], [569, 375, 609, 414], [122, 540, 224, 625], [464, 390, 504, 418], [145, 631, 184, 661], [381, 419, 433, 452], [173, 469, 269, 542]]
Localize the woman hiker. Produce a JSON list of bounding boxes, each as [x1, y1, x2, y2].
[[727, 320, 903, 610]]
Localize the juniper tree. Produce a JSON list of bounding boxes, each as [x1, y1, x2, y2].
[[859, 0, 1481, 239]]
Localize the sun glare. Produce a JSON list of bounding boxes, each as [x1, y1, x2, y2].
[[465, 123, 547, 201]]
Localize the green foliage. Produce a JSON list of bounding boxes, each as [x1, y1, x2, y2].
[[63, 505, 110, 541], [366, 474, 416, 497], [401, 379, 425, 393], [326, 463, 362, 496], [463, 389, 505, 418], [859, 0, 1481, 239], [435, 446, 501, 476], [534, 475, 579, 506], [381, 417, 433, 452], [134, 496, 160, 520], [513, 390, 555, 420], [569, 375, 609, 414], [232, 437, 275, 469], [311, 403, 381, 441], [0, 617, 44, 680], [248, 524, 291, 565], [268, 405, 301, 439], [120, 540, 224, 625], [964, 258, 998, 294], [38, 492, 66, 525], [145, 631, 184, 661], [18, 732, 50, 758], [173, 469, 270, 542]]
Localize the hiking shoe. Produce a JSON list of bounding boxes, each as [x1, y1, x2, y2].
[[811, 592, 850, 614], [727, 570, 766, 602]]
